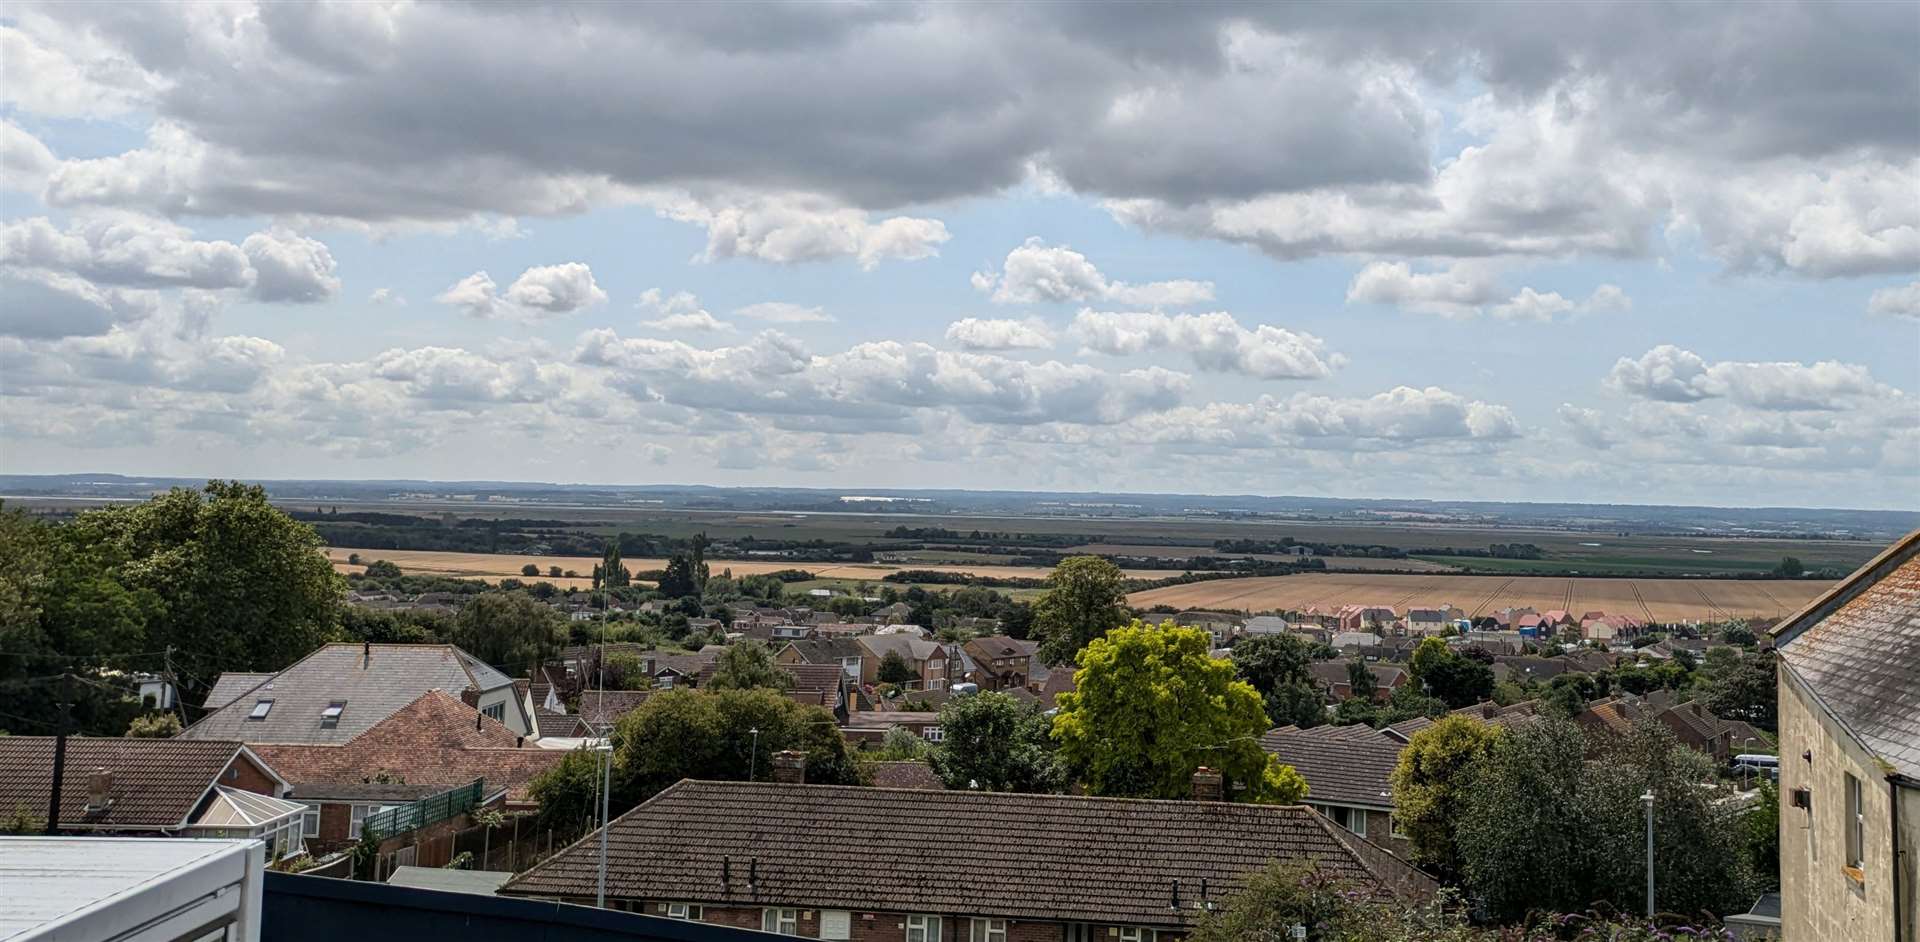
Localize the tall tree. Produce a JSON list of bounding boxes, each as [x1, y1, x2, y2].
[[612, 688, 858, 806], [705, 641, 793, 691], [1406, 636, 1494, 708], [1345, 659, 1378, 701], [876, 650, 915, 685], [929, 691, 1065, 793], [1052, 621, 1307, 803], [602, 541, 630, 587], [1389, 715, 1504, 882], [449, 592, 563, 674], [66, 481, 342, 703], [1032, 556, 1131, 666]]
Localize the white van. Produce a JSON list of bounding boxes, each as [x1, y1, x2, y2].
[[1732, 754, 1779, 781]]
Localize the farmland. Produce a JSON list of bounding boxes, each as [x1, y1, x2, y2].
[[1127, 573, 1834, 623]]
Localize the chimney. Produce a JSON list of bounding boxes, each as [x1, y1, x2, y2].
[[362, 640, 371, 668], [770, 750, 807, 785], [85, 768, 113, 811], [461, 688, 482, 708], [1191, 767, 1224, 802]]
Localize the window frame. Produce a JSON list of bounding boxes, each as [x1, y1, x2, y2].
[[349, 804, 371, 838], [482, 702, 506, 722], [970, 917, 1008, 942], [301, 805, 320, 837], [1844, 772, 1866, 873], [922, 726, 945, 743], [1118, 929, 1158, 942], [905, 915, 943, 942], [761, 907, 800, 935], [663, 902, 701, 920], [247, 699, 273, 720], [818, 910, 852, 940]]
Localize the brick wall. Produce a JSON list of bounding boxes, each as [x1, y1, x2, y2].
[[223, 752, 283, 796], [613, 902, 1191, 941]]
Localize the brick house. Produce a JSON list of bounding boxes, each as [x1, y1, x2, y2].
[[1258, 724, 1410, 855], [854, 635, 954, 690], [500, 772, 1437, 938], [1773, 530, 1920, 942], [959, 635, 1033, 691]]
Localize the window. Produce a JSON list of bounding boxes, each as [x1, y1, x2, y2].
[[663, 903, 702, 920], [1317, 804, 1367, 838], [320, 701, 345, 728], [248, 699, 273, 720], [906, 915, 943, 942], [1845, 772, 1865, 872], [1064, 926, 1093, 942], [1389, 814, 1407, 840], [970, 918, 1007, 942], [301, 806, 320, 837], [482, 702, 506, 722], [1119, 929, 1158, 942], [819, 910, 852, 940], [349, 804, 371, 838], [761, 908, 799, 935], [922, 726, 945, 743]]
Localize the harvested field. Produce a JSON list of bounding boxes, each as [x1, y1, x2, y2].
[[1070, 544, 1459, 572], [1127, 573, 1833, 623], [326, 546, 1161, 589]]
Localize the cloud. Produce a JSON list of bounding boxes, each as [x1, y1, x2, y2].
[[368, 346, 573, 406], [1, 214, 251, 290], [1, 119, 57, 192], [734, 301, 833, 324], [972, 237, 1215, 307], [637, 288, 733, 332], [1606, 345, 1897, 411], [1345, 261, 1629, 321], [1867, 281, 1920, 320], [367, 287, 404, 306], [242, 228, 340, 303], [944, 317, 1054, 351], [1069, 310, 1341, 379], [436, 263, 606, 319], [1123, 385, 1519, 448], [1557, 404, 1617, 450], [653, 192, 950, 269]]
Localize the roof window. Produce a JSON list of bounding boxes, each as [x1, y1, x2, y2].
[[248, 699, 273, 720], [320, 701, 345, 728]]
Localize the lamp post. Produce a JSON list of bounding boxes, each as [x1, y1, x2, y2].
[[748, 727, 761, 781], [596, 734, 612, 908], [1641, 789, 1656, 918]]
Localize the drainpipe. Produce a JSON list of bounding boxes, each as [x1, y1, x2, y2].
[[1893, 775, 1909, 942]]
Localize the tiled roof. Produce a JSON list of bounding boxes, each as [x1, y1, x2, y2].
[[179, 643, 513, 745], [576, 689, 654, 728], [252, 690, 562, 803], [202, 672, 275, 709], [501, 780, 1437, 924], [0, 737, 252, 830], [865, 761, 945, 790], [1259, 725, 1404, 809], [1776, 532, 1920, 779], [780, 638, 866, 664]]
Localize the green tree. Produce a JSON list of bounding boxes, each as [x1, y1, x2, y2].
[[602, 541, 630, 587], [1378, 682, 1450, 726], [1774, 556, 1805, 578], [1032, 556, 1131, 666], [1744, 779, 1781, 892], [1345, 659, 1377, 701], [928, 691, 1064, 793], [363, 559, 402, 578], [1407, 636, 1494, 708], [520, 564, 540, 577], [448, 592, 563, 674], [1390, 715, 1504, 882], [66, 482, 342, 704], [612, 688, 858, 805], [1052, 621, 1306, 803], [657, 552, 707, 598], [602, 652, 654, 691], [876, 650, 915, 685], [1263, 680, 1327, 729], [1231, 634, 1313, 694], [526, 748, 605, 836], [1333, 696, 1378, 727], [125, 712, 183, 738], [705, 641, 793, 691], [1697, 650, 1778, 731]]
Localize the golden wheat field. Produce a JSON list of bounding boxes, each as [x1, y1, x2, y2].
[[326, 546, 1162, 590], [1127, 573, 1833, 622]]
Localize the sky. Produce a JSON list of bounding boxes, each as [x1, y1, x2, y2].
[[0, 2, 1916, 509]]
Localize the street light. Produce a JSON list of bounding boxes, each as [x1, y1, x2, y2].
[[1641, 789, 1656, 918], [748, 727, 761, 781], [595, 734, 613, 908]]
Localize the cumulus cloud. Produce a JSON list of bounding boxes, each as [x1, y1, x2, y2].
[[369, 346, 573, 406], [944, 318, 1054, 351], [242, 228, 340, 302], [1, 119, 57, 192], [1606, 345, 1897, 411], [734, 301, 833, 324], [368, 287, 404, 306], [1, 214, 251, 290], [655, 193, 950, 269], [972, 238, 1215, 307], [1070, 310, 1342, 379], [637, 288, 733, 332], [1557, 404, 1617, 449], [1345, 261, 1630, 321], [435, 263, 606, 319], [1120, 385, 1519, 450], [1867, 281, 1920, 320]]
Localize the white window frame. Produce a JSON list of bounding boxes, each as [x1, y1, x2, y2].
[[906, 915, 943, 942], [761, 908, 799, 935], [970, 917, 1007, 942], [1845, 772, 1865, 872], [663, 902, 701, 920], [482, 702, 506, 722], [819, 910, 852, 940], [922, 726, 945, 743], [349, 804, 370, 838], [1389, 813, 1406, 840], [248, 699, 273, 720], [301, 806, 320, 837], [1119, 929, 1158, 942]]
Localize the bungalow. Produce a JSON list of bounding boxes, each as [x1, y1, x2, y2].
[[499, 773, 1438, 938]]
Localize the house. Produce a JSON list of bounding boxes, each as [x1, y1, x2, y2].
[[576, 689, 656, 729], [959, 635, 1034, 691], [1491, 655, 1573, 684], [499, 775, 1438, 936], [1772, 530, 1920, 942], [1243, 615, 1291, 636], [1171, 611, 1245, 645], [853, 634, 953, 690], [843, 711, 945, 744], [873, 601, 914, 623], [1403, 608, 1452, 636], [250, 689, 565, 855], [1258, 724, 1410, 854], [180, 642, 533, 742], [775, 637, 869, 682], [1335, 605, 1397, 632], [1306, 661, 1406, 703], [0, 737, 308, 859]]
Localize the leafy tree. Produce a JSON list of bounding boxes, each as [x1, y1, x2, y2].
[[66, 482, 342, 704], [601, 541, 630, 588], [705, 641, 793, 691], [1407, 637, 1494, 708], [612, 688, 858, 806], [1231, 633, 1313, 694], [448, 592, 563, 674], [548, 565, 564, 578], [526, 748, 605, 836], [1345, 659, 1377, 701], [1390, 715, 1504, 882], [1744, 779, 1780, 892], [126, 712, 183, 737], [1542, 671, 1604, 719], [1332, 696, 1378, 727], [876, 650, 915, 685], [657, 552, 707, 598], [363, 559, 402, 578], [1774, 556, 1805, 578], [1052, 621, 1306, 803], [1455, 719, 1755, 921], [1032, 556, 1131, 666], [870, 725, 928, 760], [1697, 650, 1778, 731], [1263, 679, 1327, 730], [928, 691, 1064, 793], [602, 652, 654, 691], [336, 606, 444, 645], [1379, 682, 1450, 726], [520, 564, 540, 577]]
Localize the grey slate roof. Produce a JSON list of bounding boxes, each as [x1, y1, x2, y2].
[[501, 780, 1437, 925], [202, 672, 275, 709], [179, 643, 513, 745], [1777, 531, 1920, 779], [1259, 724, 1406, 810]]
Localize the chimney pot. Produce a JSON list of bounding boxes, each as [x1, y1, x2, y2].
[[362, 641, 371, 667], [1191, 767, 1224, 802], [85, 768, 113, 810], [770, 750, 808, 785]]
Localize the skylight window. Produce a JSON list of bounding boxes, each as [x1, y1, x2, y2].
[[248, 699, 273, 720], [320, 701, 345, 728]]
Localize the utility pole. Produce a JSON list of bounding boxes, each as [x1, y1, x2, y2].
[[46, 673, 71, 835], [596, 737, 611, 908]]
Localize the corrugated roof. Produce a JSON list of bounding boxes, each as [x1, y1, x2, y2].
[[0, 738, 246, 830], [501, 780, 1437, 924], [1776, 531, 1920, 778], [180, 643, 511, 745]]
